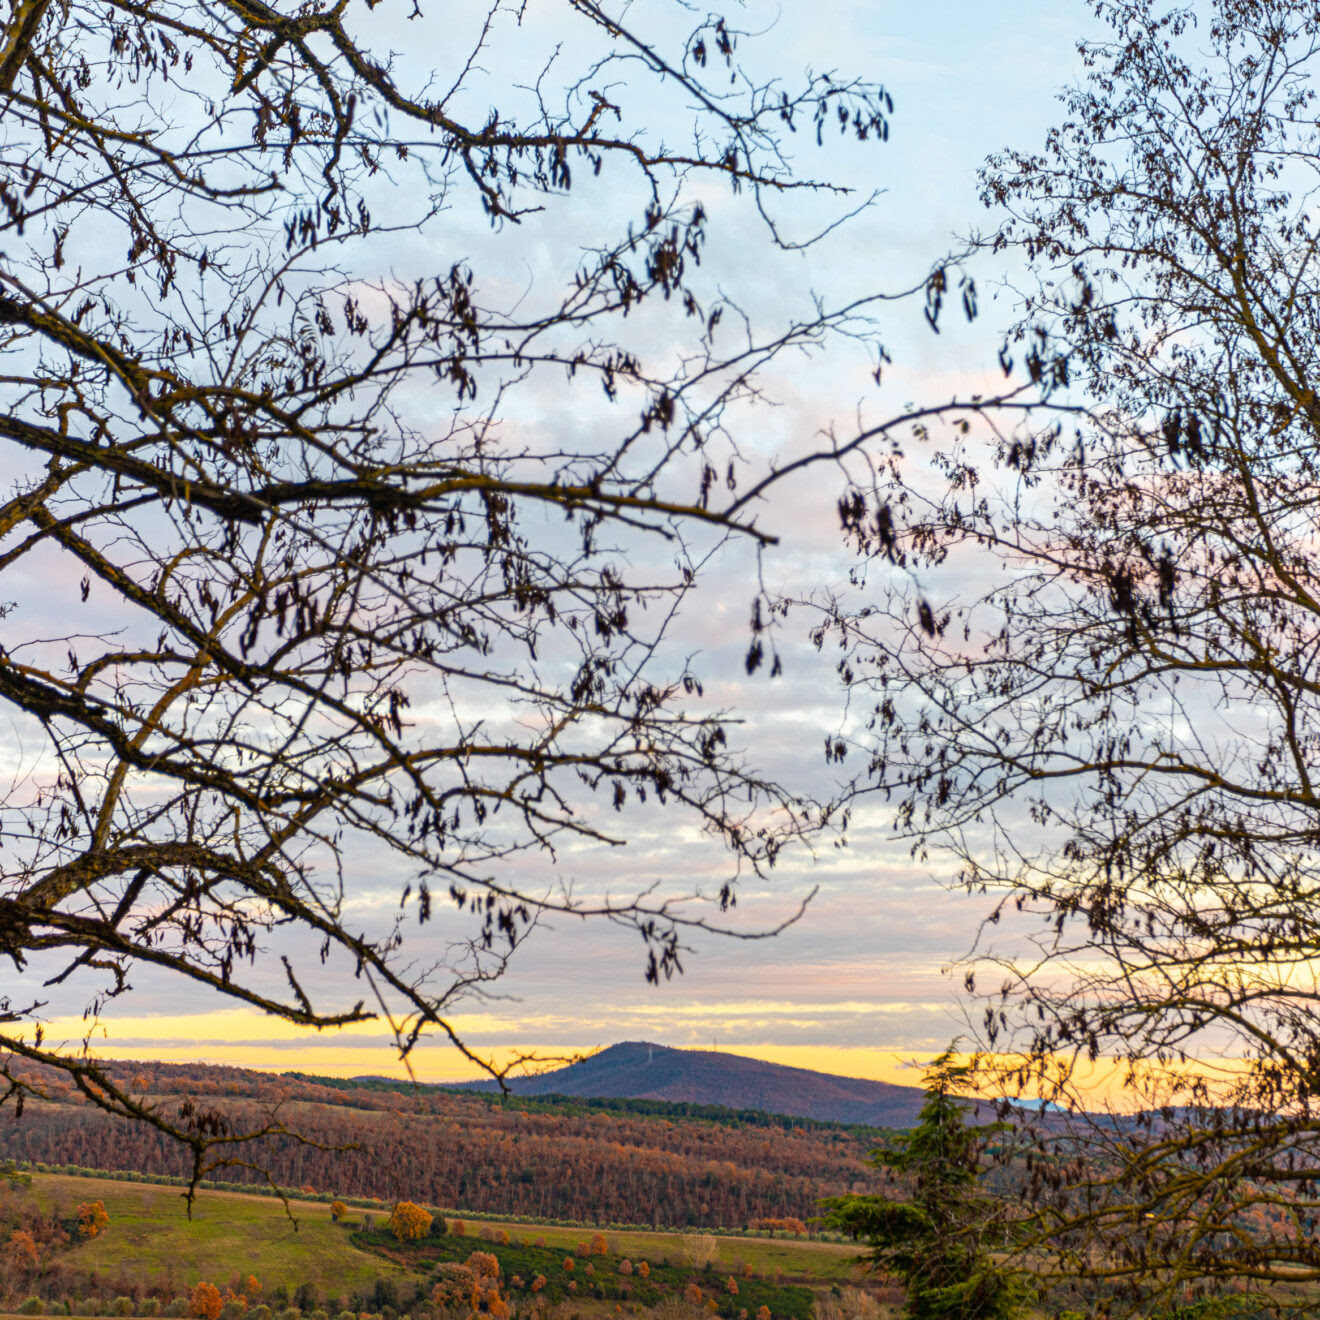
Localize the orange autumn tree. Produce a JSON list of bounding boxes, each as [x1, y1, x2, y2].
[[4, 1229, 39, 1273], [466, 1252, 500, 1283], [76, 1201, 109, 1239], [388, 1201, 433, 1242], [749, 1218, 807, 1238], [330, 1201, 349, 1222], [431, 1264, 477, 1311], [190, 1283, 222, 1320], [468, 1253, 506, 1319]]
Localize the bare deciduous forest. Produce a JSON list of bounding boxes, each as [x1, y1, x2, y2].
[[0, 1065, 877, 1228]]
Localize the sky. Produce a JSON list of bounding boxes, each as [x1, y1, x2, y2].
[[7, 0, 1110, 1088]]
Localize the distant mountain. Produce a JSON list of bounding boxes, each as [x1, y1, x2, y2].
[[448, 1040, 939, 1127]]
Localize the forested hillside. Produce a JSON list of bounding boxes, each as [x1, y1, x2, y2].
[[0, 1062, 881, 1228]]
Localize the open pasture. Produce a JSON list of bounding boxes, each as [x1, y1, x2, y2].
[[27, 1174, 405, 1295]]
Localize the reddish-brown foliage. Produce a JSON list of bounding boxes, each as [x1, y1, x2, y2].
[[0, 1064, 872, 1229], [748, 1217, 807, 1237], [466, 1252, 500, 1280], [190, 1283, 222, 1320], [4, 1228, 39, 1272], [76, 1200, 109, 1239]]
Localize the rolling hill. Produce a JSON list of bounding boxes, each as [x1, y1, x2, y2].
[[450, 1040, 932, 1126]]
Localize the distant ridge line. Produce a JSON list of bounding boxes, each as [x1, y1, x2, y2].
[[443, 1039, 934, 1127]]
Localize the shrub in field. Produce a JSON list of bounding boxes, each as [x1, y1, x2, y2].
[[591, 1234, 610, 1256], [810, 1290, 879, 1320], [77, 1203, 110, 1241], [430, 1264, 477, 1311], [141, 1301, 160, 1317], [164, 1300, 189, 1318], [388, 1203, 433, 1243], [111, 1300, 134, 1317], [191, 1286, 223, 1320], [651, 1299, 710, 1320], [682, 1237, 718, 1269], [19, 1298, 45, 1315], [331, 1203, 349, 1223], [466, 1254, 499, 1282], [6, 1228, 40, 1271]]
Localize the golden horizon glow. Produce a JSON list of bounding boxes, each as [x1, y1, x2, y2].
[[17, 1010, 949, 1084], [8, 1008, 1230, 1109]]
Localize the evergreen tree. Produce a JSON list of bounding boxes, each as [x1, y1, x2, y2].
[[820, 1052, 1027, 1320]]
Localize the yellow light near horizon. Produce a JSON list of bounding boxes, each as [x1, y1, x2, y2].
[[13, 1008, 1219, 1109], [21, 1009, 510, 1081], [18, 1012, 951, 1085]]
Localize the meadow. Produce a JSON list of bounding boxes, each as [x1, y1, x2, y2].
[[0, 1172, 883, 1320]]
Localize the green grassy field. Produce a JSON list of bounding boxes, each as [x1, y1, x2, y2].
[[437, 1218, 865, 1283], [20, 1173, 866, 1298], [27, 1175, 407, 1296]]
